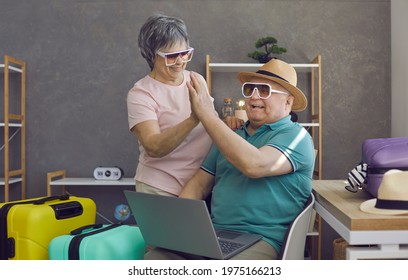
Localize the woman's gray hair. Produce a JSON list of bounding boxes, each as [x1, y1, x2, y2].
[[138, 14, 189, 70]]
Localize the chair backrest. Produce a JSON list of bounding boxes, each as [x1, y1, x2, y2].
[[278, 192, 315, 260]]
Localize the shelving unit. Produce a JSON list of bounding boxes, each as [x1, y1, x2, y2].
[[47, 169, 135, 196], [1, 55, 26, 202], [206, 54, 323, 259], [205, 54, 322, 180]]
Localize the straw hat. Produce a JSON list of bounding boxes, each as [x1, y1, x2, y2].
[[360, 169, 408, 215], [237, 58, 307, 112]]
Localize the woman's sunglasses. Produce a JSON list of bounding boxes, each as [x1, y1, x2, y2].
[[156, 48, 194, 66], [242, 82, 288, 99]]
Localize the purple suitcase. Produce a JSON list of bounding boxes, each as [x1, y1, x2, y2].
[[362, 137, 408, 197]]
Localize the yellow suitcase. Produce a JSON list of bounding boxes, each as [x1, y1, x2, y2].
[[0, 195, 96, 260]]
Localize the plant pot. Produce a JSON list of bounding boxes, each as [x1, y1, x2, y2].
[[258, 56, 277, 64]]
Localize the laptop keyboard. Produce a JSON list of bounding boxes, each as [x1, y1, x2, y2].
[[218, 239, 244, 255]]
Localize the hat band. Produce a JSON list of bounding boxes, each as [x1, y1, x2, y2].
[[375, 198, 408, 210], [368, 167, 408, 174], [256, 70, 289, 83]]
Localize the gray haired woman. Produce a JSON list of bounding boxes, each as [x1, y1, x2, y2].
[[127, 14, 216, 196]]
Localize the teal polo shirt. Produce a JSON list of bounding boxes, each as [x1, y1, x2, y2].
[[201, 115, 314, 253]]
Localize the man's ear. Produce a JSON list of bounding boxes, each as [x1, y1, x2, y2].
[[286, 95, 294, 106]]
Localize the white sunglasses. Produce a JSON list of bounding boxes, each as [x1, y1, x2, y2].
[[156, 48, 194, 66], [242, 82, 288, 99]]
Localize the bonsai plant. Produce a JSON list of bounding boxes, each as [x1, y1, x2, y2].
[[248, 36, 287, 63]]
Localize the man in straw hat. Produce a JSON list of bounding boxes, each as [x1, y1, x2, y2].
[[145, 58, 315, 260]]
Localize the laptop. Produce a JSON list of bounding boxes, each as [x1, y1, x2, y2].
[[124, 190, 262, 259]]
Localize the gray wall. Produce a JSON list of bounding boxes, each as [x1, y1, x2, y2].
[[1, 0, 391, 258], [391, 0, 408, 137]]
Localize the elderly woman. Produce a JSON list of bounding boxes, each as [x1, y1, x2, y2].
[[127, 14, 215, 196]]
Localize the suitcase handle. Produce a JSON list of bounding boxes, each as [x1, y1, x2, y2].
[[33, 194, 70, 205], [71, 224, 104, 235], [68, 224, 122, 260], [51, 201, 84, 219]]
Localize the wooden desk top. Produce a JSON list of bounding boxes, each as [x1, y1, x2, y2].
[[312, 180, 408, 231]]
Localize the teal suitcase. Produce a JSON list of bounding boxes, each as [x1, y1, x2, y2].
[[48, 224, 145, 260]]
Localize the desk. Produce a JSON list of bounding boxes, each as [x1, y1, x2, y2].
[[313, 180, 408, 259], [47, 170, 135, 196]]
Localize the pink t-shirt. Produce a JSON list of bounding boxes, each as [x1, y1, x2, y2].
[[127, 70, 214, 195]]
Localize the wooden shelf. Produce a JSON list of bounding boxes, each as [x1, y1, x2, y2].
[[0, 64, 23, 73], [49, 177, 135, 186], [1, 55, 26, 202], [208, 62, 319, 73], [0, 123, 22, 127], [0, 178, 23, 185], [47, 170, 135, 196]]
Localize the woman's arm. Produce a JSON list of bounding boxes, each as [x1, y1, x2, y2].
[[131, 114, 199, 158], [179, 169, 215, 200]]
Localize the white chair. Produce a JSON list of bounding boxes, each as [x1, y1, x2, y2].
[[279, 192, 315, 260]]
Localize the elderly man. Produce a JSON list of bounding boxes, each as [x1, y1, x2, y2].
[[146, 58, 315, 260]]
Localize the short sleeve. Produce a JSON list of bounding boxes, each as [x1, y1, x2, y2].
[[200, 144, 219, 176], [268, 127, 314, 173], [127, 86, 158, 130]]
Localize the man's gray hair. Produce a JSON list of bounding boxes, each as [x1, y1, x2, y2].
[[138, 14, 189, 70]]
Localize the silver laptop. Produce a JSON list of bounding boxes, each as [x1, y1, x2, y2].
[[124, 190, 262, 259]]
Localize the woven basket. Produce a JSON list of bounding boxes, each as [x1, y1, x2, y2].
[[333, 238, 350, 260]]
